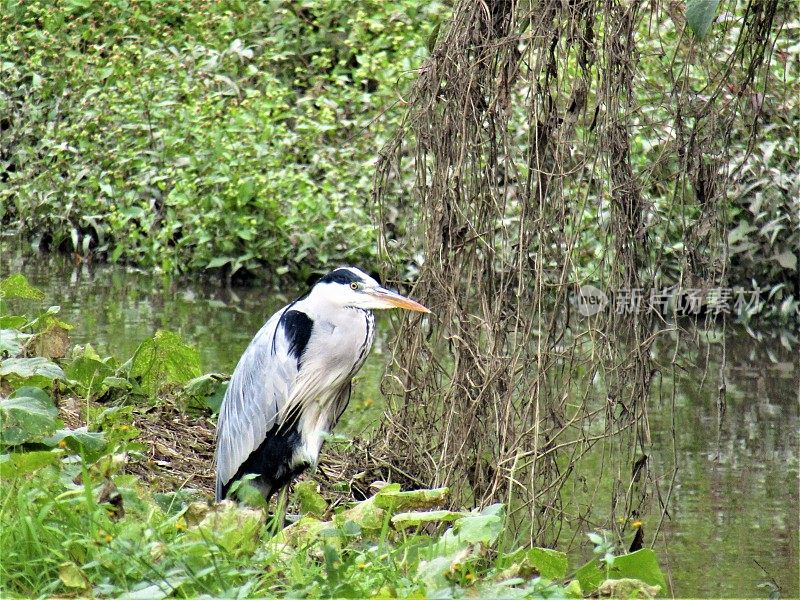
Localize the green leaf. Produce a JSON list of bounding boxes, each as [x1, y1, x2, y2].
[[565, 578, 583, 598], [0, 449, 59, 478], [0, 274, 45, 300], [182, 373, 228, 412], [773, 251, 797, 271], [391, 510, 468, 528], [294, 480, 327, 518], [43, 427, 107, 460], [480, 503, 504, 516], [335, 496, 386, 531], [0, 357, 66, 383], [269, 515, 330, 550], [339, 519, 362, 537], [528, 547, 569, 580], [129, 330, 201, 395], [183, 373, 225, 397], [67, 356, 113, 389], [58, 562, 90, 590], [374, 486, 449, 511], [205, 256, 232, 269], [0, 329, 31, 357], [0, 387, 59, 445], [685, 0, 720, 40], [101, 376, 132, 391], [574, 558, 605, 594], [453, 512, 503, 546], [607, 549, 667, 590], [187, 503, 265, 557], [206, 382, 227, 413], [0, 316, 27, 329], [427, 22, 441, 54], [727, 222, 756, 246]]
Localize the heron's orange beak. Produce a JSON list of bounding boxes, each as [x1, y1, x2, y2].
[[368, 287, 430, 313]]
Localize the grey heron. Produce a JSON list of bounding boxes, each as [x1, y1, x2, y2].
[[215, 266, 429, 502]]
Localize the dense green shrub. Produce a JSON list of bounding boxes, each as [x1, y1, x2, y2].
[[1, 0, 796, 318], [0, 0, 444, 280]]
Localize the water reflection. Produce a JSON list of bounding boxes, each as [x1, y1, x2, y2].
[[1, 240, 797, 597], [650, 328, 798, 598]]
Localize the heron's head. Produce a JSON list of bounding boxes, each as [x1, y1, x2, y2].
[[312, 267, 430, 313]]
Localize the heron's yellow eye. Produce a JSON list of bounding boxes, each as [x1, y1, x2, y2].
[[350, 282, 359, 290]]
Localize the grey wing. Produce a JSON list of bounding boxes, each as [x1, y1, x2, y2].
[[215, 312, 298, 500]]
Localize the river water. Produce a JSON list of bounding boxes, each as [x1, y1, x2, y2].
[[2, 242, 797, 598]]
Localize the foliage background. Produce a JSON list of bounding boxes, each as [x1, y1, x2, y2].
[[1, 0, 445, 281], [1, 0, 797, 314]]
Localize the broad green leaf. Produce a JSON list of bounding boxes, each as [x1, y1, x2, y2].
[[206, 382, 227, 413], [183, 373, 226, 397], [0, 449, 59, 478], [417, 546, 475, 591], [67, 356, 114, 389], [607, 549, 667, 590], [129, 330, 201, 395], [453, 512, 503, 546], [686, 0, 720, 39], [339, 519, 362, 537], [270, 515, 330, 550], [528, 547, 569, 580], [0, 316, 27, 329], [72, 343, 101, 362], [205, 256, 232, 269], [336, 496, 386, 531], [565, 579, 583, 597], [0, 329, 31, 357], [0, 357, 65, 382], [29, 306, 72, 332], [294, 480, 327, 518], [375, 482, 401, 495], [102, 376, 132, 391], [480, 503, 504, 516], [43, 427, 107, 460], [727, 222, 756, 246], [374, 486, 449, 511], [574, 558, 604, 593], [391, 510, 468, 528], [182, 373, 227, 412], [597, 578, 662, 598], [58, 562, 90, 590], [0, 274, 45, 300], [0, 387, 59, 445], [187, 503, 265, 557], [773, 251, 797, 271]]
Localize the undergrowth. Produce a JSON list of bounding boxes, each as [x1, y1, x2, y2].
[[0, 274, 667, 598]]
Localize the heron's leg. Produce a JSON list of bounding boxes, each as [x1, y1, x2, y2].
[[274, 486, 301, 526]]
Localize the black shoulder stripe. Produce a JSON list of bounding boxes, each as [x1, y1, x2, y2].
[[280, 309, 313, 367]]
